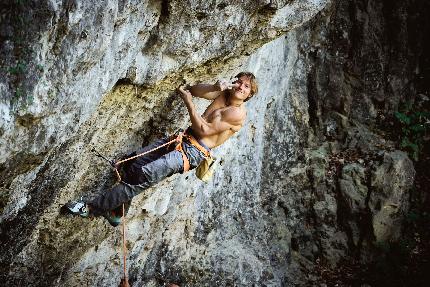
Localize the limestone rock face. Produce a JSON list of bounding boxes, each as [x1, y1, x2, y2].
[[0, 0, 328, 164], [0, 0, 426, 286]]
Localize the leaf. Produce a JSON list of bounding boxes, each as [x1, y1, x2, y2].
[[401, 137, 419, 152], [406, 142, 421, 161], [415, 111, 430, 118], [410, 124, 426, 133], [394, 111, 411, 125], [401, 127, 410, 136], [409, 142, 419, 152], [400, 137, 411, 148], [413, 150, 419, 161]]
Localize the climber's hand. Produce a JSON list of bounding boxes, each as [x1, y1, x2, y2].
[[215, 78, 240, 91], [178, 85, 193, 103]]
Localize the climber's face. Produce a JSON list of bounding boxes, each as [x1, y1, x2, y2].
[[231, 76, 252, 101]]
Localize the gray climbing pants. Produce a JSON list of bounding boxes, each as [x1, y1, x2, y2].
[[88, 134, 209, 216]]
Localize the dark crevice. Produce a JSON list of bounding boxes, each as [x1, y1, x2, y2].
[[258, 3, 278, 16], [216, 3, 228, 10], [115, 77, 133, 85], [291, 237, 299, 251], [355, 166, 376, 258], [334, 165, 357, 254], [306, 65, 320, 134], [160, 0, 169, 23], [195, 12, 207, 21], [277, 200, 289, 219]]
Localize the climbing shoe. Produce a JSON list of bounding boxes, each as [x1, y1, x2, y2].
[[63, 198, 90, 218], [103, 210, 122, 227]]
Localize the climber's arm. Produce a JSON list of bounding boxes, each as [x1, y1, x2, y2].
[[188, 79, 239, 100], [188, 84, 221, 100], [178, 87, 244, 136]]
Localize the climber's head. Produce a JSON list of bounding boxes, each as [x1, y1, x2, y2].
[[232, 72, 258, 102]]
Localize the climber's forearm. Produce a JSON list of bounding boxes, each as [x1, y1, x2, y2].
[[189, 83, 221, 100], [183, 99, 212, 136]]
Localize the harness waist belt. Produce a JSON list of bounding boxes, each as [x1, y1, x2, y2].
[[174, 129, 211, 173], [184, 135, 211, 158]]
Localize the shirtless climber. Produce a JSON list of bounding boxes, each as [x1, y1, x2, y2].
[[64, 72, 258, 226]]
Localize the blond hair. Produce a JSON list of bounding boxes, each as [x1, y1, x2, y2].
[[234, 72, 258, 102]]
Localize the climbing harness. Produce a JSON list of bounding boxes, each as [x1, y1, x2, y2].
[[90, 130, 211, 286]]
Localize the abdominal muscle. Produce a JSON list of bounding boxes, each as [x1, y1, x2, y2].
[[193, 92, 241, 149], [198, 129, 235, 149]]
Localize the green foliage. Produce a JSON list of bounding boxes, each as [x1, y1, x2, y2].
[[394, 101, 430, 161], [36, 64, 44, 72], [10, 85, 33, 109], [11, 86, 25, 109], [8, 61, 27, 75], [5, 0, 36, 111]]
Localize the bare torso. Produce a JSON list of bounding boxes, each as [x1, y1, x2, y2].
[[197, 92, 246, 148]]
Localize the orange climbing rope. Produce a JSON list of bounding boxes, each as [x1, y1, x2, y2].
[[120, 203, 128, 287], [110, 131, 196, 286], [114, 135, 178, 287], [114, 134, 184, 181]]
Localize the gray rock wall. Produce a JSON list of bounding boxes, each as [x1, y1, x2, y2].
[[0, 0, 328, 163], [1, 0, 426, 286]]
